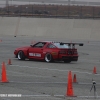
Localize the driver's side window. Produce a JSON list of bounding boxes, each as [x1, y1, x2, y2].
[[47, 44, 56, 48], [33, 42, 46, 48]]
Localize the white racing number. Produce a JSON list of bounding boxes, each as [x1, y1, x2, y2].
[[29, 53, 34, 56], [29, 53, 41, 57]]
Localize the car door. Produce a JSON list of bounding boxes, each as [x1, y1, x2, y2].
[[28, 42, 46, 59]]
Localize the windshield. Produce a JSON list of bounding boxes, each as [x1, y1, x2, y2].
[[53, 43, 69, 48]]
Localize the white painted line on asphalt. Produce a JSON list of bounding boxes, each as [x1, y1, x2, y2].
[[22, 94, 65, 99], [78, 96, 100, 98], [54, 95, 65, 97], [78, 82, 100, 85], [9, 81, 100, 85], [22, 95, 51, 97], [9, 65, 19, 66], [19, 94, 100, 98], [7, 70, 26, 75], [7, 74, 50, 77], [10, 81, 67, 84], [9, 64, 100, 75], [78, 82, 92, 85], [7, 70, 51, 78], [22, 95, 62, 99]]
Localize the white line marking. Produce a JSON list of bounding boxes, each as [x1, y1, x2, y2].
[[78, 96, 100, 98], [9, 65, 19, 66], [19, 95, 100, 98], [22, 95, 51, 97], [7, 74, 50, 77], [22, 95, 62, 99], [9, 81, 100, 85], [7, 70, 51, 78], [9, 64, 100, 75], [7, 70, 26, 75], [10, 81, 67, 84]]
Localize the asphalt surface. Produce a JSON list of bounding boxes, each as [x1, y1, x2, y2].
[[0, 36, 100, 100]]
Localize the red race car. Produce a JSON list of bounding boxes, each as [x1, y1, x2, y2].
[[14, 41, 83, 63]]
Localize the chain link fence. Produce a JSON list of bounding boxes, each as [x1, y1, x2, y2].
[[0, 4, 100, 19]]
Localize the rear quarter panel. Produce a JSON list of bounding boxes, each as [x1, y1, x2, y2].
[[43, 48, 59, 60]]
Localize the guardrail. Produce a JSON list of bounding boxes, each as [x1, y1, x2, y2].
[[0, 4, 100, 19]]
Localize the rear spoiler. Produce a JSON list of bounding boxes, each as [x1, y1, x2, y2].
[[60, 42, 84, 46]]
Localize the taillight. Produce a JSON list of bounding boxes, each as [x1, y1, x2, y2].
[[67, 50, 77, 55], [59, 50, 66, 54], [67, 51, 72, 54], [74, 50, 77, 54]]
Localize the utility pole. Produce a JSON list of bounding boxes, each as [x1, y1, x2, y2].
[[6, 0, 9, 7], [68, 0, 70, 6], [12, 0, 13, 5]]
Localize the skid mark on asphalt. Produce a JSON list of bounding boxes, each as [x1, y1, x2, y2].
[[10, 64, 100, 76]]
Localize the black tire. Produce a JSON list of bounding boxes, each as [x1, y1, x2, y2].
[[17, 51, 25, 60], [45, 53, 53, 62], [64, 60, 71, 63]]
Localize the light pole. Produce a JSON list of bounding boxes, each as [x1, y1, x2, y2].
[[26, 7, 28, 15], [68, 0, 70, 6], [6, 0, 9, 7], [74, 0, 75, 5], [11, 0, 13, 5]]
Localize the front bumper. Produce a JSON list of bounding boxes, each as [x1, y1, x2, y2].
[[14, 50, 17, 58]]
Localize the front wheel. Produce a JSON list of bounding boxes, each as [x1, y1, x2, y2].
[[17, 51, 25, 60], [45, 53, 53, 62]]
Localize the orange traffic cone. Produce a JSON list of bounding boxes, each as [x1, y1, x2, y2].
[[73, 74, 77, 83], [8, 59, 12, 65], [93, 66, 97, 74], [1, 62, 9, 83], [66, 71, 74, 96]]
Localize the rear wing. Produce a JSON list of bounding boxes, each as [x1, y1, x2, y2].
[[60, 42, 83, 46], [59, 42, 83, 49], [65, 43, 83, 46]]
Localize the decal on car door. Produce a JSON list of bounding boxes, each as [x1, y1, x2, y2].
[[29, 53, 41, 57], [29, 53, 34, 56]]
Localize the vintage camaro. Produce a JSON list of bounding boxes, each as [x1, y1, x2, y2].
[[14, 41, 83, 63]]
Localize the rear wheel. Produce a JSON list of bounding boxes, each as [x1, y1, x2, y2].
[[45, 53, 53, 62], [17, 51, 25, 60], [64, 60, 71, 63]]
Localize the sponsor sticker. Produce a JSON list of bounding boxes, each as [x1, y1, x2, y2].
[[33, 53, 41, 57], [52, 52, 57, 55], [0, 94, 22, 97], [29, 53, 34, 56], [29, 53, 41, 57]]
